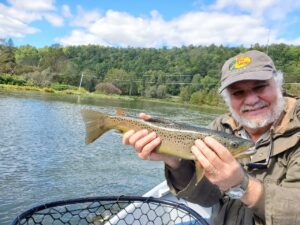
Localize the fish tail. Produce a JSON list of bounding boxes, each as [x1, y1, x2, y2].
[[81, 109, 110, 144], [195, 161, 204, 183]]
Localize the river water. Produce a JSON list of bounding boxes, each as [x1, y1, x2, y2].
[[0, 90, 223, 225]]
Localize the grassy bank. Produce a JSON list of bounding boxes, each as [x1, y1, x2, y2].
[[2, 82, 298, 113], [0, 83, 87, 95], [0, 83, 226, 112]]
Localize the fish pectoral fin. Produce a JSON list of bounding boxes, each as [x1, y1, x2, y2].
[[195, 161, 204, 183]]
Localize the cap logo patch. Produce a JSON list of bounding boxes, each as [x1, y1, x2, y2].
[[229, 56, 251, 71]]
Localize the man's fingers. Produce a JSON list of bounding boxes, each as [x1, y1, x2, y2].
[[135, 132, 157, 152], [194, 139, 223, 169], [128, 129, 149, 147], [138, 137, 161, 160], [139, 113, 152, 120], [191, 146, 217, 177], [204, 136, 234, 163], [122, 130, 135, 145]]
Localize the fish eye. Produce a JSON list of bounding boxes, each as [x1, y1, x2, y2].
[[230, 141, 238, 148]]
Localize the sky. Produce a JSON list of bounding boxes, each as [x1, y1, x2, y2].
[[1, 0, 300, 48]]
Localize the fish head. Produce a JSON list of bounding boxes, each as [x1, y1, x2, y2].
[[213, 134, 255, 159]]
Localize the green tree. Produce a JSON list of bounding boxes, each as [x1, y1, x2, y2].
[[145, 86, 157, 98], [179, 86, 191, 102], [199, 75, 219, 91], [15, 45, 40, 66], [190, 74, 202, 92], [104, 68, 139, 95], [156, 85, 167, 98], [0, 45, 16, 74], [38, 47, 68, 72]]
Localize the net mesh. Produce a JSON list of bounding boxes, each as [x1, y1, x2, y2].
[[11, 196, 208, 225]]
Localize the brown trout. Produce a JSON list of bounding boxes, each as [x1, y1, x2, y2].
[[81, 109, 255, 159], [81, 109, 255, 181]]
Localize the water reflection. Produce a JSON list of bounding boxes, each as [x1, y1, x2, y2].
[[0, 90, 222, 225]]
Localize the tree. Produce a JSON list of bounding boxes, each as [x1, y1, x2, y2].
[[0, 45, 16, 74], [7, 38, 14, 47], [38, 47, 68, 72], [15, 45, 40, 66], [145, 86, 157, 98], [199, 75, 218, 91], [156, 85, 167, 98], [190, 74, 202, 92], [22, 67, 53, 87], [81, 69, 98, 91], [179, 86, 191, 102], [104, 68, 139, 95]]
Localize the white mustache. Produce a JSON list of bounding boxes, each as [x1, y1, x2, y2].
[[241, 101, 268, 112]]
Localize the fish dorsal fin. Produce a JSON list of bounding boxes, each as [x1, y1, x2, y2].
[[116, 108, 126, 116]]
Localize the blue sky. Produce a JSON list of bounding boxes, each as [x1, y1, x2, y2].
[[1, 0, 300, 48]]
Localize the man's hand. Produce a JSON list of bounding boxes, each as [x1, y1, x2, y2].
[[192, 136, 264, 207], [191, 136, 244, 192], [122, 113, 181, 169]]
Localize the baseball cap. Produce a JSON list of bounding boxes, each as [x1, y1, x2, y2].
[[219, 50, 276, 93]]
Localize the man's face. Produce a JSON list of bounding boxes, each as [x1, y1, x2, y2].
[[227, 79, 284, 129]]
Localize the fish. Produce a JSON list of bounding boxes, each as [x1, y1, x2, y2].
[[81, 109, 255, 181]]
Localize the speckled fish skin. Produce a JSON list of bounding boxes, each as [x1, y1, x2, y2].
[[81, 109, 255, 161]]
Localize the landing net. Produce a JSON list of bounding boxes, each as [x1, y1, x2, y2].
[[11, 196, 208, 225]]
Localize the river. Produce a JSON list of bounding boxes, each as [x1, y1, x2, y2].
[[0, 90, 223, 225]]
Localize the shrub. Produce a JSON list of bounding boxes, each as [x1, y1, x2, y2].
[[156, 85, 167, 99], [190, 89, 221, 106], [95, 82, 122, 95], [144, 86, 157, 98], [0, 73, 27, 86], [43, 87, 55, 93]]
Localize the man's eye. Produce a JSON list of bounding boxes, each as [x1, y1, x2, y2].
[[254, 85, 267, 92], [232, 91, 244, 97]]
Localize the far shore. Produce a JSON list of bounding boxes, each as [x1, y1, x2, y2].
[[0, 83, 227, 113]]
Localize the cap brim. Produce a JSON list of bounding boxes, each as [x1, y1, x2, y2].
[[219, 71, 273, 93]]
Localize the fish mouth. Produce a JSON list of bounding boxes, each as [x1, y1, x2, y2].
[[235, 146, 257, 158]]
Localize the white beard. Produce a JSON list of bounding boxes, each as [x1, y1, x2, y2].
[[229, 93, 285, 129]]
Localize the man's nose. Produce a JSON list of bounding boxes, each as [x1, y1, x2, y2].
[[244, 91, 260, 105]]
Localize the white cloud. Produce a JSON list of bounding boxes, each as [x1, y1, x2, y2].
[[0, 3, 42, 23], [62, 4, 72, 18], [0, 14, 38, 38], [7, 0, 55, 11], [0, 4, 39, 38], [0, 0, 63, 38], [44, 13, 64, 27], [55, 29, 109, 46], [70, 6, 101, 28], [1, 0, 300, 47], [57, 10, 271, 47], [211, 0, 300, 20], [273, 36, 300, 45]]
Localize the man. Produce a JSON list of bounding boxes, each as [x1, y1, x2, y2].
[[123, 50, 300, 225]]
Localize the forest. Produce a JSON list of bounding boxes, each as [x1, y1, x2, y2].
[[0, 38, 299, 106]]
